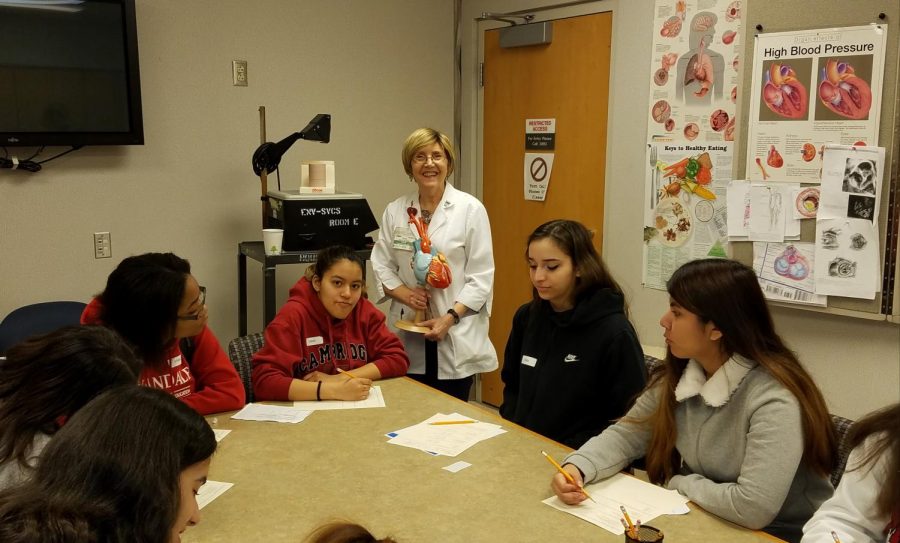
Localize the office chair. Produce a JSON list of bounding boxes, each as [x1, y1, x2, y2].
[[227, 332, 264, 403], [0, 301, 87, 355]]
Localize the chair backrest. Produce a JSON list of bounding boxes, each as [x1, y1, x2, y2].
[[0, 301, 87, 355], [643, 354, 664, 374], [227, 333, 264, 403], [830, 413, 855, 487]]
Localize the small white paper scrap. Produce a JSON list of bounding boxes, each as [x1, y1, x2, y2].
[[197, 480, 234, 509], [231, 403, 312, 424], [212, 429, 231, 442], [442, 461, 472, 473]]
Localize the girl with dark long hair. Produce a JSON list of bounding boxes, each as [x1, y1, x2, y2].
[[0, 385, 217, 542], [500, 219, 646, 448], [803, 403, 900, 542], [0, 325, 140, 489], [81, 252, 245, 415], [551, 258, 835, 542]]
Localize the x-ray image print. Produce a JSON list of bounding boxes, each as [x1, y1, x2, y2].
[[842, 158, 877, 195]]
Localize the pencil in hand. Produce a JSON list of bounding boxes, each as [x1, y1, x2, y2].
[[336, 367, 356, 380], [541, 450, 595, 503]]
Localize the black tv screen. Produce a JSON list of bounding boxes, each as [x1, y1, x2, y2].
[[0, 0, 143, 146]]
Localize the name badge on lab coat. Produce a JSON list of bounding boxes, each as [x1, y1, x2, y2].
[[391, 226, 416, 252], [521, 355, 537, 367]]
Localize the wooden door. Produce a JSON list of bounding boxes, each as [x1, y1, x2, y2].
[[480, 12, 613, 406]]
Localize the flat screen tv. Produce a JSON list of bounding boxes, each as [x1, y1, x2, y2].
[[0, 0, 143, 146]]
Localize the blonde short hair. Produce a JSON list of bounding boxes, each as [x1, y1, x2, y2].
[[401, 128, 456, 178]]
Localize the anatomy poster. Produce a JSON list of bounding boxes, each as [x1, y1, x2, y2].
[[812, 145, 884, 299], [753, 242, 826, 306], [643, 144, 732, 289], [746, 25, 887, 183], [643, 0, 742, 289]]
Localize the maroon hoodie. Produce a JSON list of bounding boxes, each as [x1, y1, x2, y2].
[[251, 277, 409, 401]]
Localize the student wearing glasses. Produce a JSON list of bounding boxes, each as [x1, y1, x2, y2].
[[371, 128, 497, 401], [81, 252, 245, 415]]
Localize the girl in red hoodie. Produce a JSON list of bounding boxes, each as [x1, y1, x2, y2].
[[81, 252, 245, 415], [252, 245, 409, 401]]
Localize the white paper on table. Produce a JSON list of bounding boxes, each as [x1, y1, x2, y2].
[[386, 412, 506, 457], [197, 480, 234, 509], [542, 472, 688, 535], [230, 403, 312, 424], [212, 429, 231, 442], [726, 180, 750, 238], [293, 385, 385, 410], [442, 461, 472, 473]]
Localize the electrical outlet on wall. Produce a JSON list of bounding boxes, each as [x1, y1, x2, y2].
[[94, 232, 111, 259], [232, 60, 248, 86]]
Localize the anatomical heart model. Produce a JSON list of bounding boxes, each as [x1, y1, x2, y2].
[[395, 207, 452, 333]]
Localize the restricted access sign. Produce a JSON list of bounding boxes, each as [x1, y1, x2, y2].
[[524, 152, 554, 201], [525, 118, 556, 150]]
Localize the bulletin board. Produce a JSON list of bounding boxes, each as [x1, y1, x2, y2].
[[732, 0, 900, 321]]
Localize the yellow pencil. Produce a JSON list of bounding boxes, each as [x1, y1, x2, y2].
[[336, 368, 356, 380], [541, 450, 595, 503], [620, 505, 634, 532], [831, 531, 842, 543], [429, 419, 477, 425]]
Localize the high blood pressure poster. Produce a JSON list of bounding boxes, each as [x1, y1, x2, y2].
[[746, 25, 887, 183]]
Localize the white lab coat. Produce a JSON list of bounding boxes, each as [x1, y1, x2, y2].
[[371, 182, 498, 379]]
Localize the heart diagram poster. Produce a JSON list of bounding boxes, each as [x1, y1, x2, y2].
[[642, 0, 742, 289], [746, 25, 887, 183]]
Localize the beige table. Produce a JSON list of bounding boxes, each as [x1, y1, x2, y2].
[[185, 377, 783, 542]]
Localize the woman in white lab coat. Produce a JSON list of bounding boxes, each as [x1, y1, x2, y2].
[[371, 128, 497, 401]]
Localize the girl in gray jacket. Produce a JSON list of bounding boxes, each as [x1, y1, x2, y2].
[[551, 258, 836, 543]]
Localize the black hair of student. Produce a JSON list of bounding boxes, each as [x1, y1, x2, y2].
[[0, 385, 216, 543], [641, 258, 835, 484], [305, 521, 398, 543], [98, 252, 191, 366], [526, 219, 625, 308], [307, 245, 364, 279], [846, 402, 900, 517], [0, 325, 141, 475]]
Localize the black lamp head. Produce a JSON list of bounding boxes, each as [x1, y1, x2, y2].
[[252, 113, 331, 176]]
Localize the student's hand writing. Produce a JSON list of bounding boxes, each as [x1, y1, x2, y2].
[[327, 377, 373, 401], [551, 464, 588, 505], [419, 313, 454, 341]]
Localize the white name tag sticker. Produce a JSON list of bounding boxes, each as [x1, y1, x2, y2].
[[521, 355, 537, 367], [168, 355, 183, 368], [305, 336, 324, 346], [391, 226, 416, 252]]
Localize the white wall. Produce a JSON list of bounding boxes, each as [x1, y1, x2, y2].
[[1, 0, 454, 340], [459, 0, 899, 419]]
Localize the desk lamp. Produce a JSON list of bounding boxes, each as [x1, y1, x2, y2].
[[251, 113, 331, 176], [251, 113, 331, 228]]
